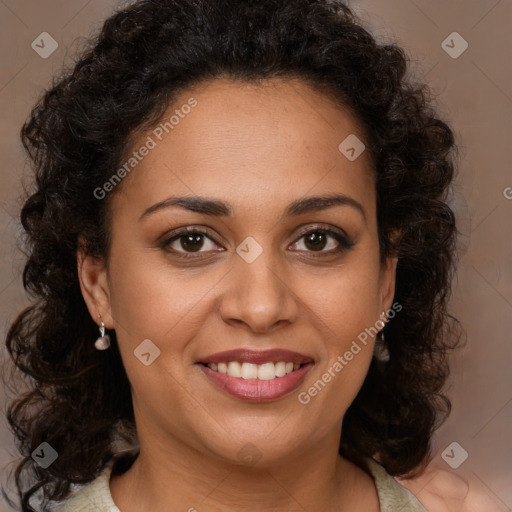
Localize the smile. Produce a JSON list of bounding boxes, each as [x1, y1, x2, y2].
[[197, 348, 314, 402], [205, 361, 301, 380]]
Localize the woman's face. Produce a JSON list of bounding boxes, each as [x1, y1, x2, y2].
[[80, 77, 397, 466]]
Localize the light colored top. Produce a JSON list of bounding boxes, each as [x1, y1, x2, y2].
[[59, 452, 427, 511]]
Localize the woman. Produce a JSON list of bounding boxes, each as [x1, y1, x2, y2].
[[4, 0, 464, 510]]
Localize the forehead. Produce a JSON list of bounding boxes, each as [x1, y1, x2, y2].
[[113, 77, 376, 219]]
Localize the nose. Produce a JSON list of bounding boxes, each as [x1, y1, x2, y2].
[[218, 249, 299, 334]]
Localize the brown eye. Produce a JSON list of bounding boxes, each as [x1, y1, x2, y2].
[[304, 232, 328, 252], [161, 228, 223, 258], [179, 233, 205, 252], [290, 227, 354, 255]]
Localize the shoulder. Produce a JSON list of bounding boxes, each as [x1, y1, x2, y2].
[[58, 458, 121, 512], [59, 448, 139, 511], [366, 458, 428, 512], [396, 465, 505, 512]]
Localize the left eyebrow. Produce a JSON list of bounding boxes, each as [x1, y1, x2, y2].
[[139, 193, 366, 223], [284, 193, 366, 223]]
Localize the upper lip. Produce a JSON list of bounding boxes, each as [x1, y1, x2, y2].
[[198, 348, 314, 365]]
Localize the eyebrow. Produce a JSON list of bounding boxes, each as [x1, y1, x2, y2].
[[139, 193, 366, 222]]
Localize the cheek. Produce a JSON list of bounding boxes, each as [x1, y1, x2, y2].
[[302, 257, 382, 345], [107, 246, 204, 340], [294, 254, 382, 416], [105, 248, 211, 412]]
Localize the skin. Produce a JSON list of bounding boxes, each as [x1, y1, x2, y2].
[[78, 77, 398, 511]]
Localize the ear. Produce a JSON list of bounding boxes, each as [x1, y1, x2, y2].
[[378, 230, 401, 313], [379, 254, 399, 314], [77, 240, 114, 329]]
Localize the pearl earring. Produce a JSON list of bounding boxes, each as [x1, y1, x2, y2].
[[374, 311, 390, 362], [94, 321, 111, 350]]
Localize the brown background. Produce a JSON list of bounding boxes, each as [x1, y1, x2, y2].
[[0, 1, 511, 510]]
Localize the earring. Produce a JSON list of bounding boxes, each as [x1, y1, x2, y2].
[[94, 321, 111, 350], [374, 311, 390, 362]]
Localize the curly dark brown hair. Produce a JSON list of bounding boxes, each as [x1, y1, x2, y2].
[[3, 0, 462, 510]]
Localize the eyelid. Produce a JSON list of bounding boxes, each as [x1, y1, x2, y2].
[[158, 225, 219, 245], [293, 223, 350, 241]]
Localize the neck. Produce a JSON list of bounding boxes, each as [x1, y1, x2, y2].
[[110, 425, 379, 511]]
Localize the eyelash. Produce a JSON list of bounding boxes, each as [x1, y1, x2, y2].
[[159, 225, 354, 260]]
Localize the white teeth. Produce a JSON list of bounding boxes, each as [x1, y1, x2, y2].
[[275, 361, 286, 377], [207, 360, 303, 380], [227, 361, 242, 378], [241, 362, 258, 380], [258, 362, 275, 380]]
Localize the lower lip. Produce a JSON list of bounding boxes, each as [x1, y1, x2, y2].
[[198, 363, 314, 402]]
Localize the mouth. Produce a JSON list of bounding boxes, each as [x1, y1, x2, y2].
[[197, 349, 314, 402], [200, 361, 306, 380]]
